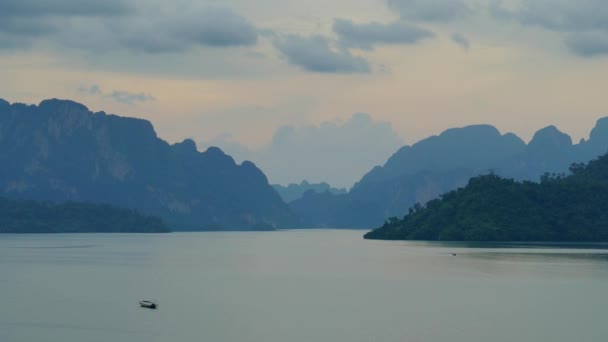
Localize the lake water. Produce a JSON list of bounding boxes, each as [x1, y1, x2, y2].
[[2, 230, 608, 342]]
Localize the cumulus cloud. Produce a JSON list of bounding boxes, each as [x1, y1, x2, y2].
[[77, 85, 154, 104], [451, 32, 470, 50], [333, 19, 435, 50], [202, 113, 404, 188], [273, 34, 371, 73], [387, 0, 470, 21]]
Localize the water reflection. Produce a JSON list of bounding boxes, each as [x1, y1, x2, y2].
[[412, 240, 608, 250], [461, 252, 608, 262]]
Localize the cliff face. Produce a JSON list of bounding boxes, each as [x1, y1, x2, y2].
[[0, 98, 295, 230]]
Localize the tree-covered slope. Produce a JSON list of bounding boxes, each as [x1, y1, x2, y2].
[[0, 197, 169, 233], [364, 154, 608, 241]]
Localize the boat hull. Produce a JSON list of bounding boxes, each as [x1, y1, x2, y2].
[[139, 301, 158, 309]]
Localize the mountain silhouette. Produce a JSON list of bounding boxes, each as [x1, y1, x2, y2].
[[0, 98, 295, 230]]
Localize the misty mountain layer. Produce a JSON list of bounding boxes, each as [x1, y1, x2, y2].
[[272, 180, 347, 203], [292, 120, 608, 228]]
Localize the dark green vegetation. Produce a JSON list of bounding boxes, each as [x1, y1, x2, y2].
[[272, 180, 347, 203], [365, 154, 608, 241], [0, 98, 295, 231], [0, 197, 168, 233], [292, 122, 608, 229]]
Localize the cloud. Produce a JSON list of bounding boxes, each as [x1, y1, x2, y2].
[[0, 16, 57, 37], [333, 19, 435, 50], [77, 85, 102, 96], [451, 32, 470, 50], [118, 8, 259, 53], [202, 113, 404, 188], [387, 0, 470, 21], [77, 85, 154, 104], [564, 32, 608, 57], [273, 34, 371, 73], [503, 0, 608, 32], [0, 0, 129, 46], [186, 8, 258, 47], [109, 90, 154, 104], [491, 0, 608, 56], [0, 34, 29, 49], [0, 3, 259, 55], [0, 0, 131, 18]]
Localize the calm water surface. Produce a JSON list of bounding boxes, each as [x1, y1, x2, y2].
[[2, 230, 608, 342]]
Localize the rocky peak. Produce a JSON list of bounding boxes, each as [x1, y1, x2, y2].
[[528, 126, 573, 154], [358, 124, 525, 186], [201, 146, 237, 167], [440, 124, 502, 141], [0, 98, 9, 112], [590, 117, 608, 144], [39, 98, 90, 114], [172, 139, 198, 154], [240, 160, 269, 183]]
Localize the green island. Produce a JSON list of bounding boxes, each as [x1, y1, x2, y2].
[[0, 198, 169, 233], [364, 154, 608, 242]]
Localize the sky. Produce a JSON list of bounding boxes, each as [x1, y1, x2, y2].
[[2, 0, 608, 187]]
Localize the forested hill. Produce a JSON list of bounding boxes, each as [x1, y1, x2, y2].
[[0, 197, 169, 233], [364, 154, 608, 242]]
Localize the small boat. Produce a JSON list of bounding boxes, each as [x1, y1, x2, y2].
[[139, 300, 158, 309]]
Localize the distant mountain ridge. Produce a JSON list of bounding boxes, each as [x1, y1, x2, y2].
[[357, 125, 526, 186], [0, 98, 295, 230], [272, 180, 347, 203], [364, 153, 608, 241], [291, 119, 608, 229]]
